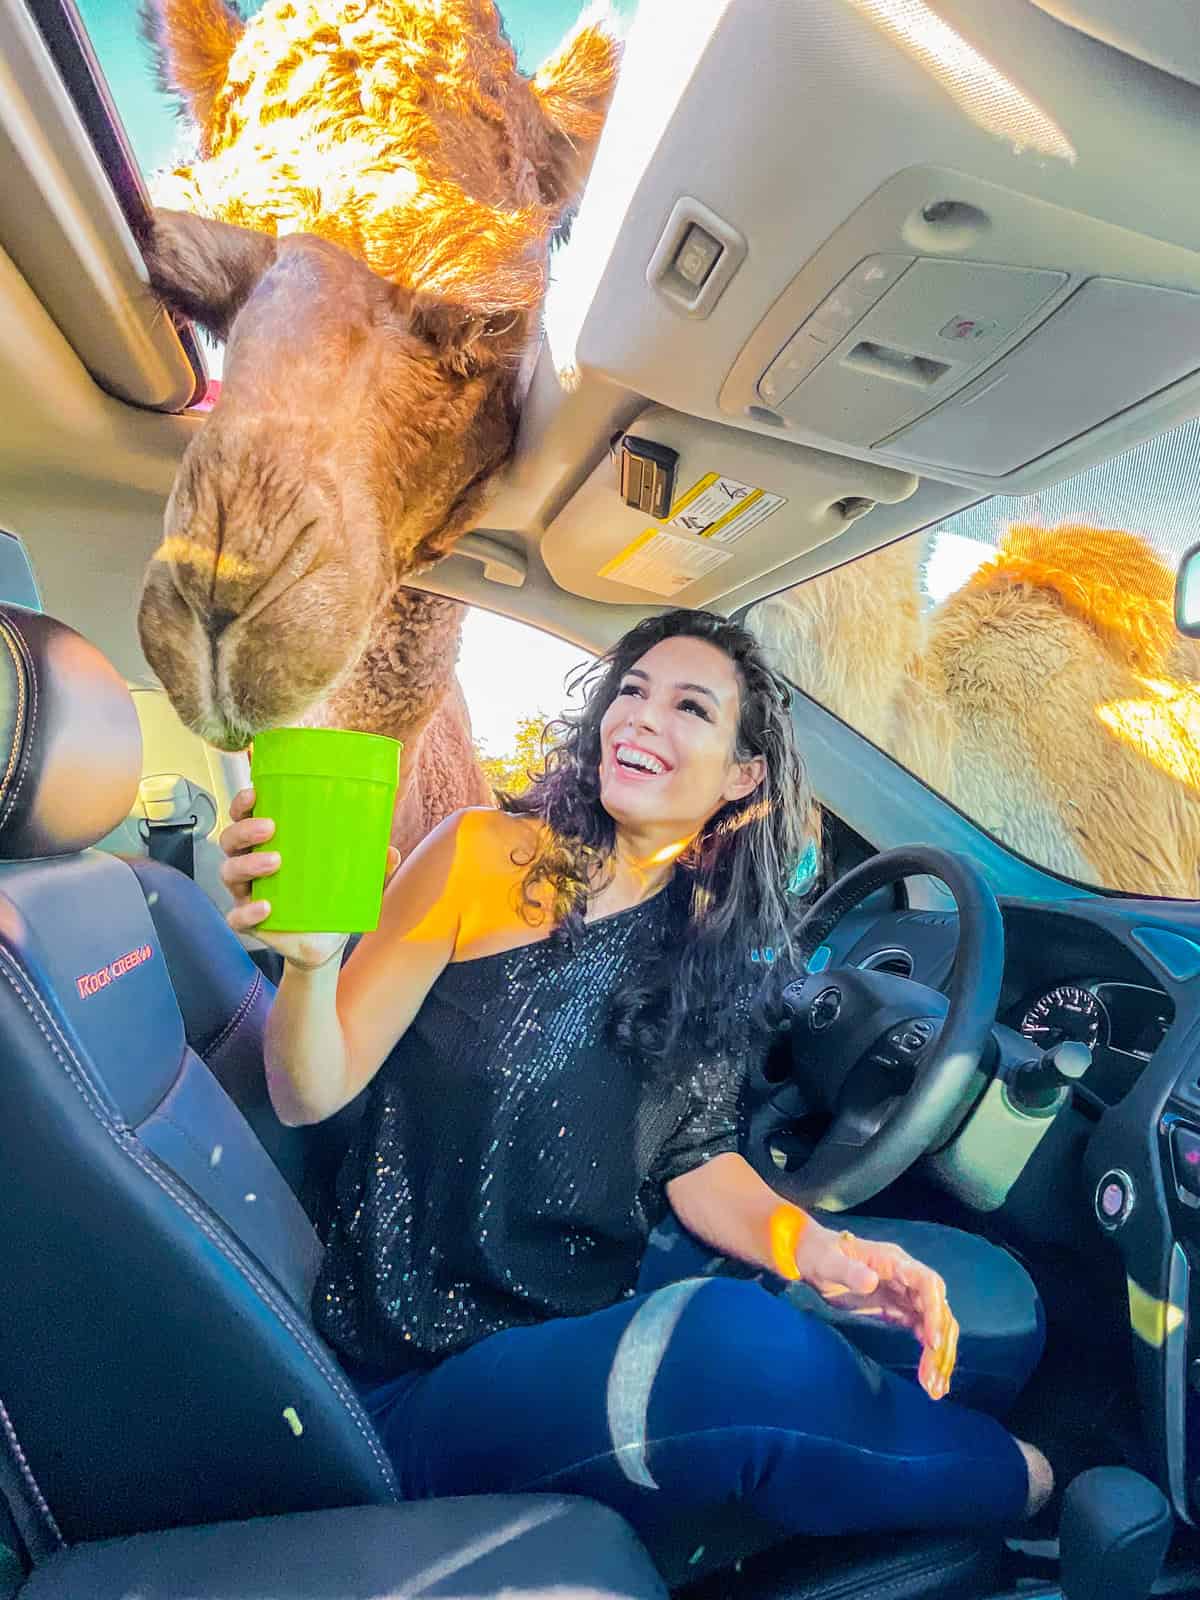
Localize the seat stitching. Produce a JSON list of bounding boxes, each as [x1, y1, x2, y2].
[[3, 623, 37, 832], [121, 1144, 395, 1474], [777, 1551, 984, 1600], [0, 621, 33, 831], [0, 624, 26, 812], [207, 970, 264, 1061], [155, 1106, 234, 1174], [0, 1388, 64, 1554], [0, 954, 399, 1498], [0, 954, 122, 1128]]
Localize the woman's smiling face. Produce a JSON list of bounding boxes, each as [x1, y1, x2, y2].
[[598, 634, 765, 840]]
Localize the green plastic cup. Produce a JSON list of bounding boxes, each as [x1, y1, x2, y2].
[[249, 727, 402, 934]]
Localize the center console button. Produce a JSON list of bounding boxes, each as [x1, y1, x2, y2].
[[1096, 1169, 1134, 1230], [1170, 1126, 1200, 1207]]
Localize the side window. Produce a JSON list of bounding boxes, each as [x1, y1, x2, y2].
[[459, 609, 592, 794], [0, 530, 41, 611], [744, 417, 1200, 900]]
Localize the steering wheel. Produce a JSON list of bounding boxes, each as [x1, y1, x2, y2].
[[772, 846, 1004, 1213]]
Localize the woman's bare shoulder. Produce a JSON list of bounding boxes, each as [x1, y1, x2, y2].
[[446, 808, 552, 956], [373, 807, 541, 951], [452, 805, 544, 862], [426, 808, 545, 904]]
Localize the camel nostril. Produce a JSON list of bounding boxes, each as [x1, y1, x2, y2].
[[203, 608, 237, 643]]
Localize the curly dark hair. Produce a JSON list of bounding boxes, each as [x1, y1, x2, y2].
[[496, 609, 816, 1068]]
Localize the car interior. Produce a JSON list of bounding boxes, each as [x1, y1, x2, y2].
[[1, 0, 1200, 1595]]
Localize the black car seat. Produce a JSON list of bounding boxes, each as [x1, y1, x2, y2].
[[0, 602, 666, 1600]]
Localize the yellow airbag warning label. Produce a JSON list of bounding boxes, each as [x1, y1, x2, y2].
[[669, 473, 787, 544], [598, 528, 732, 597], [598, 471, 786, 595]]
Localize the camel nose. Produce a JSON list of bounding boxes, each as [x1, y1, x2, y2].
[[202, 607, 237, 645]]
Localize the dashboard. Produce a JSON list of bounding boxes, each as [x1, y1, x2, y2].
[[1011, 982, 1171, 1058], [1004, 980, 1174, 1106], [810, 897, 1183, 1112], [762, 875, 1200, 1527]]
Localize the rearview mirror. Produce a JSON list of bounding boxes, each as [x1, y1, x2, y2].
[[1177, 542, 1200, 637]]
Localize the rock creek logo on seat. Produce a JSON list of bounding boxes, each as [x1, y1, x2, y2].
[[76, 945, 153, 1000]]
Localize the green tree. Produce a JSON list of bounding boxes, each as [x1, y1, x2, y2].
[[475, 712, 552, 796]]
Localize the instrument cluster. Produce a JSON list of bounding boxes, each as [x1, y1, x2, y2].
[[1010, 981, 1174, 1103]]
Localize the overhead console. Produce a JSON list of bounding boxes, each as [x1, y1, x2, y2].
[[755, 254, 1068, 429], [719, 166, 1200, 491], [553, 0, 1200, 508]]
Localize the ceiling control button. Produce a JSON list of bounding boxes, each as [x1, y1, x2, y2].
[[810, 282, 875, 337], [674, 224, 723, 289], [842, 253, 914, 299], [1095, 1169, 1134, 1230], [758, 328, 834, 404]]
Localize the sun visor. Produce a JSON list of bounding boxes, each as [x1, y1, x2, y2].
[[540, 408, 917, 608]]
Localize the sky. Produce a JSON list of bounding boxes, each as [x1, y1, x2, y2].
[[75, 0, 620, 754]]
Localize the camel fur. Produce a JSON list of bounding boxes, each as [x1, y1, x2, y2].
[[751, 523, 1200, 899], [134, 0, 621, 853]]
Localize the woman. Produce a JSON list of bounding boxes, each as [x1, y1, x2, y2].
[[221, 609, 1052, 1543]]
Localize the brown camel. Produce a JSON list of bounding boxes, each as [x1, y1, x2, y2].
[[134, 0, 621, 851], [750, 524, 1200, 898]]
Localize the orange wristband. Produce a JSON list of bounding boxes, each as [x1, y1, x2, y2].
[[768, 1203, 809, 1281]]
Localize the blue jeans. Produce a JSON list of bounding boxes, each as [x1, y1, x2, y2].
[[354, 1217, 1041, 1552], [638, 1210, 1046, 1417]]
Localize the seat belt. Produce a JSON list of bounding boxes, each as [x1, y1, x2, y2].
[[135, 774, 217, 883], [139, 817, 197, 880]]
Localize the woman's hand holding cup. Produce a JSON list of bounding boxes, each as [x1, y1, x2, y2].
[[219, 786, 399, 971]]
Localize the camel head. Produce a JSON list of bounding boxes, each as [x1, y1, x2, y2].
[[136, 209, 532, 750], [135, 0, 620, 750]]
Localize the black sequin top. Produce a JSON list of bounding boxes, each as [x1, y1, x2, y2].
[[313, 888, 753, 1377]]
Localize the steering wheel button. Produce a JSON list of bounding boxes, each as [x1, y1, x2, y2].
[[1101, 1184, 1124, 1217], [786, 844, 1001, 1212]]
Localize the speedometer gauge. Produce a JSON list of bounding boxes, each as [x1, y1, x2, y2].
[[1020, 986, 1108, 1051]]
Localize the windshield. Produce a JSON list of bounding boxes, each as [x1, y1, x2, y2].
[[744, 417, 1200, 900]]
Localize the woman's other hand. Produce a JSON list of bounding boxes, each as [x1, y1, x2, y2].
[[219, 785, 400, 971], [794, 1223, 959, 1401]]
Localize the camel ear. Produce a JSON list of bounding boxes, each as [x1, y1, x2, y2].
[[140, 0, 244, 135], [403, 292, 527, 375], [383, 192, 550, 373], [530, 6, 623, 212]]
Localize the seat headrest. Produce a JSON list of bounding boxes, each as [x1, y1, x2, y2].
[[0, 604, 142, 859]]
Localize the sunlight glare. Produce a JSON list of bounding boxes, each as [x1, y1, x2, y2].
[[1095, 677, 1200, 791], [845, 0, 1075, 161]]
